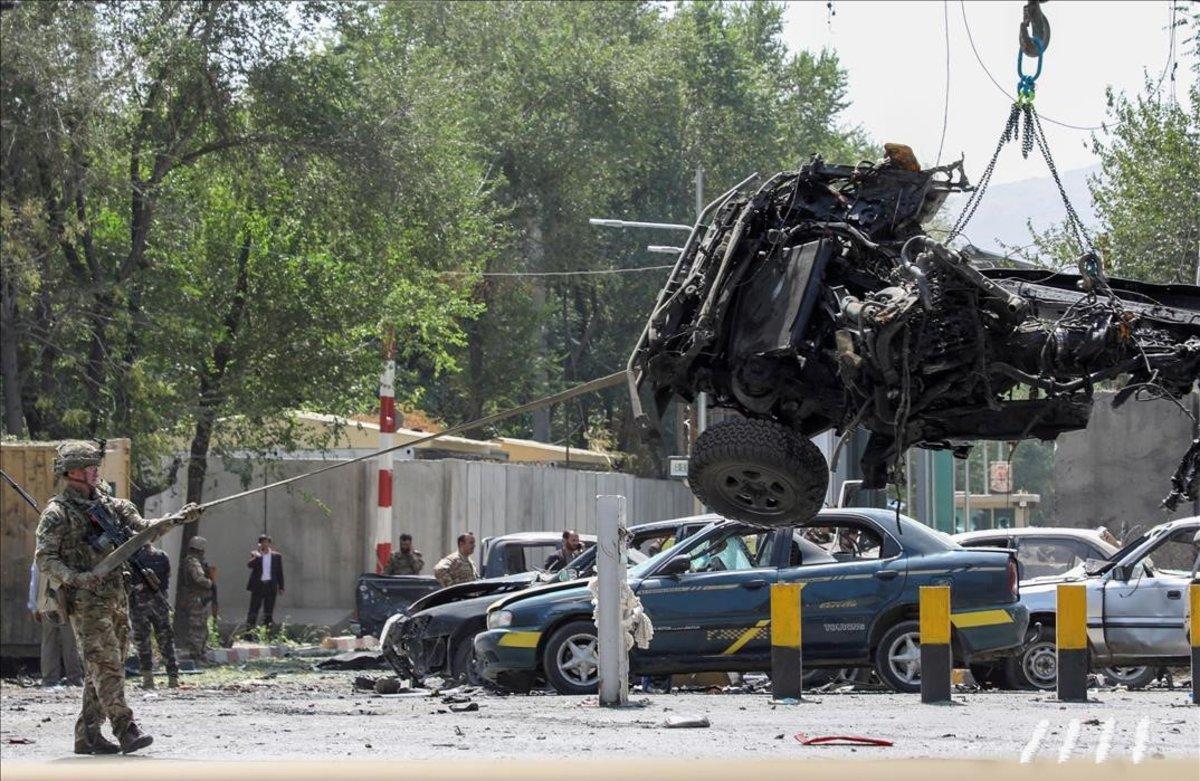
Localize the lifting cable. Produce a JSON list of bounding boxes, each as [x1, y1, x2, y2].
[[91, 370, 628, 577], [948, 1, 1100, 279]]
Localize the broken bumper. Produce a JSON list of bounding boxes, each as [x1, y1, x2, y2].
[[474, 628, 541, 687], [952, 603, 1029, 662]]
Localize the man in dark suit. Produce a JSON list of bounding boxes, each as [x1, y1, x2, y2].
[[245, 534, 284, 632]]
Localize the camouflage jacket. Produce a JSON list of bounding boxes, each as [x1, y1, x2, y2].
[[35, 484, 148, 602], [180, 554, 214, 609], [433, 550, 477, 587], [385, 549, 424, 576]]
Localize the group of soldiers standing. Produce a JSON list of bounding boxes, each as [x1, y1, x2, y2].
[[32, 440, 208, 754], [384, 530, 480, 587], [125, 535, 217, 689]]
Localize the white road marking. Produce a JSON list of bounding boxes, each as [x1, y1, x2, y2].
[[1131, 717, 1150, 764], [1094, 719, 1115, 764], [1057, 719, 1081, 763], [1020, 719, 1050, 764]]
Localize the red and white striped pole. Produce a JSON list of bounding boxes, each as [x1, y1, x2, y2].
[[374, 333, 397, 573]]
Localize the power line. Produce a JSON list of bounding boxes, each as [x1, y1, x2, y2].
[[1154, 1, 1180, 105], [958, 1, 1104, 132], [935, 0, 951, 166]]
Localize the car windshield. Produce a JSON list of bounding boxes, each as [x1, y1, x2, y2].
[[1094, 527, 1158, 574], [1135, 525, 1200, 577]]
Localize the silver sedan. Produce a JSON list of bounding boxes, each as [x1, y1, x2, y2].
[[1003, 517, 1199, 690]]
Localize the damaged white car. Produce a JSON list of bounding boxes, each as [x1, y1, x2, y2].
[[993, 517, 1199, 690]]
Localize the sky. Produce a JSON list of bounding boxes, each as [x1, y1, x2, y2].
[[782, 1, 1194, 184]]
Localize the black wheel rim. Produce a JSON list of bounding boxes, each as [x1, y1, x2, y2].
[[711, 464, 799, 516]]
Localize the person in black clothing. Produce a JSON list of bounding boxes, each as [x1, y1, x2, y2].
[[129, 543, 179, 689], [543, 530, 583, 572], [245, 534, 284, 632]]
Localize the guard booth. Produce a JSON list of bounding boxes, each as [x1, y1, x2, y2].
[[0, 439, 130, 661]]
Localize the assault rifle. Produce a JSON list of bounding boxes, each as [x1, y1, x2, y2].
[[1, 468, 171, 610], [83, 499, 167, 600]]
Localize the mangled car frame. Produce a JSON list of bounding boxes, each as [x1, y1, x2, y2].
[[628, 153, 1200, 526]]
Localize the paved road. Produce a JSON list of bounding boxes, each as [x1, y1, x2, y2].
[[1, 667, 1195, 763]]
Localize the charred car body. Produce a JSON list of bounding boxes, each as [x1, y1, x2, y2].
[[381, 518, 706, 683], [628, 155, 1200, 525]]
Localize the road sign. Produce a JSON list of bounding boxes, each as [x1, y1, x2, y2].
[[989, 461, 1012, 493]]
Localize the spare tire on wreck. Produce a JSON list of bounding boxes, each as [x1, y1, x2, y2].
[[688, 418, 828, 527]]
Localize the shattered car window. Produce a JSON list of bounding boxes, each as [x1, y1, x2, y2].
[[1016, 538, 1096, 579], [687, 528, 772, 572], [801, 524, 883, 561]]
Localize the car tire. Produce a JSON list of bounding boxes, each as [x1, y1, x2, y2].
[[1102, 666, 1157, 690], [1005, 624, 1059, 690], [873, 620, 923, 693], [542, 620, 600, 695], [689, 419, 828, 527]]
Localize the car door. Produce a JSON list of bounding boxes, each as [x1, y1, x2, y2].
[[1103, 525, 1198, 658], [635, 525, 779, 664], [779, 516, 906, 663]]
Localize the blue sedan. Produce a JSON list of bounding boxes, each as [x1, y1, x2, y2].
[[476, 510, 1028, 694]]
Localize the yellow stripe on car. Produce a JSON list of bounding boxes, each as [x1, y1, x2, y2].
[[497, 631, 541, 648], [950, 609, 1014, 629], [721, 619, 770, 655]]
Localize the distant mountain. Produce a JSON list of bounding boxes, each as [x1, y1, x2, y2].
[[942, 164, 1102, 254]]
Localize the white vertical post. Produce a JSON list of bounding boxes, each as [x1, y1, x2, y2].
[[374, 336, 397, 573], [597, 494, 628, 707]]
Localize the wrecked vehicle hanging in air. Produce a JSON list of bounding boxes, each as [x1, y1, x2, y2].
[[628, 151, 1200, 526]]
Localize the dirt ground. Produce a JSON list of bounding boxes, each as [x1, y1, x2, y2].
[[1, 659, 1196, 763]]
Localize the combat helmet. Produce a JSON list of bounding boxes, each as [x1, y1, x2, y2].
[[54, 440, 104, 475], [188, 536, 207, 552]]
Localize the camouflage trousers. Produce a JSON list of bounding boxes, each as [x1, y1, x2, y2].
[[130, 591, 179, 676], [68, 591, 134, 742], [176, 601, 210, 661]]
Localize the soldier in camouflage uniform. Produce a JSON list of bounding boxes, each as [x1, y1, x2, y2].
[[384, 533, 424, 575], [129, 543, 179, 689], [178, 536, 215, 662], [433, 532, 478, 587], [34, 441, 201, 754]]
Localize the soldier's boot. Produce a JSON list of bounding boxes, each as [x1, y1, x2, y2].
[[74, 730, 121, 755], [119, 723, 154, 754], [140, 671, 155, 689], [167, 672, 180, 688]]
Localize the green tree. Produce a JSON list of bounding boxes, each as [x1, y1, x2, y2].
[[353, 1, 872, 470], [1030, 10, 1198, 283]]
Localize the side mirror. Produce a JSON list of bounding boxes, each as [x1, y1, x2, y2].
[[557, 568, 577, 582], [661, 555, 691, 577], [1111, 564, 1132, 582]]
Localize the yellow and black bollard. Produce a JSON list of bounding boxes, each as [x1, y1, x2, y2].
[[770, 582, 803, 701], [919, 585, 952, 703], [1056, 583, 1088, 702], [1191, 583, 1199, 706]]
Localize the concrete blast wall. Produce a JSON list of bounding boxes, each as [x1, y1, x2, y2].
[[1052, 391, 1196, 535], [148, 458, 692, 630]]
